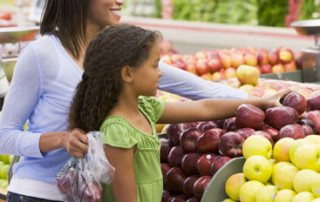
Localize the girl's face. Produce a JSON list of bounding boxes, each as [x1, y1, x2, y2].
[[88, 0, 124, 28], [131, 41, 163, 96]]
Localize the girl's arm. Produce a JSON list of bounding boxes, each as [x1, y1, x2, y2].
[[158, 89, 290, 124], [104, 144, 137, 202], [158, 61, 248, 100]]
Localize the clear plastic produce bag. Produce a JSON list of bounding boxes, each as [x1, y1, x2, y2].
[[56, 131, 115, 202]]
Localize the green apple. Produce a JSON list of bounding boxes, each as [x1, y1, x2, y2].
[[254, 185, 279, 202], [274, 189, 296, 202], [1, 180, 7, 188], [8, 155, 14, 164], [273, 137, 295, 162], [292, 191, 314, 202], [242, 135, 272, 160], [225, 173, 246, 201], [294, 144, 320, 172], [293, 169, 318, 193], [0, 165, 10, 180], [243, 155, 272, 183], [239, 180, 265, 202], [271, 161, 293, 184], [274, 164, 299, 190], [289, 139, 308, 165], [311, 174, 320, 197], [1, 155, 10, 164]]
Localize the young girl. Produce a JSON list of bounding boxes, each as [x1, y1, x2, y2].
[[68, 23, 290, 202]]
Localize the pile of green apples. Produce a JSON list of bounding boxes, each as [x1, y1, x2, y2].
[[223, 134, 320, 202], [0, 154, 14, 190]]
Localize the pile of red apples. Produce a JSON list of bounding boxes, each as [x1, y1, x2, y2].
[[160, 46, 300, 81], [161, 91, 320, 202]]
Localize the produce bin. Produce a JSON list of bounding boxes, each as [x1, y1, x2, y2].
[[201, 157, 245, 202]]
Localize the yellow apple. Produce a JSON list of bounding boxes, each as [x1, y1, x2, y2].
[[289, 139, 308, 165], [293, 169, 318, 193], [255, 185, 279, 202], [239, 180, 265, 202], [294, 144, 320, 172], [274, 189, 296, 202], [271, 161, 293, 184], [225, 173, 246, 201], [243, 155, 272, 183], [305, 135, 320, 145], [222, 198, 237, 202], [292, 191, 315, 202], [239, 84, 254, 94], [311, 174, 320, 197], [242, 135, 272, 160], [262, 89, 278, 98], [274, 164, 299, 190], [313, 198, 320, 202], [273, 137, 295, 162], [236, 64, 260, 86]]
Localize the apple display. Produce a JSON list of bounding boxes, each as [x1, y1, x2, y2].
[[181, 153, 202, 176], [235, 104, 265, 130], [225, 173, 246, 201], [236, 64, 260, 86], [242, 135, 272, 160], [265, 106, 299, 130], [210, 155, 231, 175], [179, 128, 202, 153], [168, 146, 185, 167], [197, 128, 224, 153], [165, 167, 188, 193], [218, 132, 245, 157], [239, 180, 264, 202], [197, 153, 218, 176], [243, 155, 272, 183]]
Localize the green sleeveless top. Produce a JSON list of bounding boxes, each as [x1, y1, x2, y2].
[[100, 96, 165, 202]]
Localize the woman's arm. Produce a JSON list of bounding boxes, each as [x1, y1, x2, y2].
[[158, 89, 290, 124], [104, 145, 137, 202], [158, 61, 248, 100]]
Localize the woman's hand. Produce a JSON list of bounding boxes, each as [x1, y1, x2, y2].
[[63, 128, 88, 158], [261, 89, 292, 109]]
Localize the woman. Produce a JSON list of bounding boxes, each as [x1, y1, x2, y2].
[[0, 0, 247, 201]]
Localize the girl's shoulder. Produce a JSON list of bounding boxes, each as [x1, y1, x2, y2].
[[138, 96, 164, 123]]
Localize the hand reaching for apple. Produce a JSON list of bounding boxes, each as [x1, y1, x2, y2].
[[261, 89, 292, 110]]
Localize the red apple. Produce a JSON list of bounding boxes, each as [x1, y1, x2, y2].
[[268, 48, 280, 65], [165, 167, 188, 193], [219, 131, 245, 157], [231, 53, 245, 68], [161, 55, 173, 65], [236, 128, 256, 139], [244, 53, 258, 66], [283, 60, 297, 72], [235, 104, 265, 130], [162, 189, 172, 202], [161, 163, 172, 185], [263, 128, 279, 141], [219, 53, 232, 69], [196, 121, 218, 133], [211, 71, 224, 81], [170, 194, 188, 202], [186, 197, 200, 202], [183, 175, 201, 197], [306, 110, 320, 134], [279, 47, 293, 62], [253, 131, 274, 146], [181, 153, 202, 176], [208, 56, 222, 73], [161, 138, 173, 162], [180, 128, 202, 153], [301, 124, 315, 136], [260, 64, 272, 74], [307, 90, 320, 111], [210, 156, 231, 175], [167, 123, 193, 146], [265, 106, 299, 130], [193, 176, 212, 199], [272, 64, 285, 73], [197, 153, 219, 176], [196, 59, 210, 75], [223, 117, 238, 131], [278, 123, 305, 140], [195, 51, 208, 61], [298, 118, 317, 134], [197, 128, 225, 153], [283, 92, 307, 115], [214, 119, 225, 129], [256, 48, 269, 66], [168, 146, 185, 167]]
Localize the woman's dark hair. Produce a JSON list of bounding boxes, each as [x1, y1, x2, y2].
[[40, 0, 90, 59], [68, 23, 162, 132]]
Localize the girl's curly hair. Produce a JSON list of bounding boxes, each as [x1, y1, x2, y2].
[[68, 23, 162, 132]]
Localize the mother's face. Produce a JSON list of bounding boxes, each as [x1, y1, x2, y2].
[[88, 0, 124, 27]]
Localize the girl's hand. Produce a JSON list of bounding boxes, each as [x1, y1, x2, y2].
[[64, 128, 88, 158], [261, 89, 292, 109]]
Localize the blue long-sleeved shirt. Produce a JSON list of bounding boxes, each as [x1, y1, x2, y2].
[[0, 35, 247, 197]]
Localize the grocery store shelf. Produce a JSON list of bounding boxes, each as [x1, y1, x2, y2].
[[122, 16, 315, 54]]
